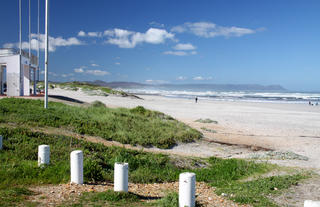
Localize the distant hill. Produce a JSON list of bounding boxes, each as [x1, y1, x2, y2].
[[86, 80, 286, 91]]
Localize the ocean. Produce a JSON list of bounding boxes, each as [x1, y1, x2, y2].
[[116, 85, 320, 104]]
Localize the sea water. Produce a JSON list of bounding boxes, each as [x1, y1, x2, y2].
[[116, 86, 320, 104]]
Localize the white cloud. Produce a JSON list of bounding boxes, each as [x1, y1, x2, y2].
[[145, 79, 168, 84], [48, 71, 58, 77], [115, 62, 120, 65], [171, 22, 258, 38], [176, 76, 187, 80], [4, 34, 83, 52], [149, 21, 165, 28], [91, 63, 99, 67], [88, 32, 102, 37], [163, 50, 197, 56], [85, 69, 109, 76], [78, 31, 102, 37], [74, 66, 109, 76], [74, 67, 85, 73], [173, 43, 196, 50], [193, 76, 213, 81], [163, 51, 188, 56], [78, 30, 86, 37], [61, 73, 74, 78], [104, 28, 175, 48]]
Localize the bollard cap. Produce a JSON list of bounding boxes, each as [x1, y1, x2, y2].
[[39, 144, 50, 148], [180, 172, 196, 178], [115, 162, 128, 166], [71, 150, 83, 155]]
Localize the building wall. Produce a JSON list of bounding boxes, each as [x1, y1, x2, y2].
[[0, 55, 32, 97], [22, 56, 30, 96], [0, 55, 21, 96]]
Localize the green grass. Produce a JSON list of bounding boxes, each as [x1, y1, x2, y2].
[[0, 126, 294, 206], [63, 190, 198, 207], [0, 98, 202, 149], [0, 187, 34, 207], [0, 98, 310, 206], [71, 190, 141, 207], [215, 173, 309, 207]]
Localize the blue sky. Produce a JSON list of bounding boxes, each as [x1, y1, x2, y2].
[[1, 0, 320, 91]]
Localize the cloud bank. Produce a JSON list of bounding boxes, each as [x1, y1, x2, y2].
[[3, 34, 83, 52], [104, 28, 175, 48], [171, 21, 258, 38]]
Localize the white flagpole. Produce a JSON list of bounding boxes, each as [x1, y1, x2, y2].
[[44, 0, 49, 108], [37, 0, 40, 82], [19, 0, 22, 55], [29, 0, 31, 59]]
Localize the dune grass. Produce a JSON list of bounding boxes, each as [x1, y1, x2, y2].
[[0, 126, 308, 207], [0, 98, 202, 149], [56, 81, 127, 96]]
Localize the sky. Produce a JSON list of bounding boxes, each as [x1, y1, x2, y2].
[[1, 0, 320, 91]]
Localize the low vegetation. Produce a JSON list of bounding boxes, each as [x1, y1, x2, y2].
[[0, 126, 309, 207], [195, 118, 218, 124], [201, 127, 217, 133], [58, 81, 127, 96], [69, 191, 182, 207], [0, 98, 202, 148]]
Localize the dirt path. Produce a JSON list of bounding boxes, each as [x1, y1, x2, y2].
[[28, 182, 249, 207]]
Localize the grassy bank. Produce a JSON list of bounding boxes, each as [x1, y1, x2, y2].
[[0, 127, 309, 206], [0, 98, 201, 148], [38, 81, 128, 96]]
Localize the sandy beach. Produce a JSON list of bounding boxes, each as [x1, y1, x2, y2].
[[49, 88, 320, 171]]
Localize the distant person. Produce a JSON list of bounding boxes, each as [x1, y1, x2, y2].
[[316, 102, 319, 106], [195, 97, 198, 103], [309, 101, 312, 105]]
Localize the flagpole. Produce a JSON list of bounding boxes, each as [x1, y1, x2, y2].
[[19, 0, 22, 55], [44, 0, 49, 108], [37, 0, 40, 82]]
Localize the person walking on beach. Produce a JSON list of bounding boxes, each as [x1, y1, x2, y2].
[[195, 97, 198, 103]]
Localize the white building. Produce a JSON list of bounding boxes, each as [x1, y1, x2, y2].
[[0, 48, 38, 96]]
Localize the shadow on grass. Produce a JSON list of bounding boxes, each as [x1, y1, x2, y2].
[[49, 95, 84, 104]]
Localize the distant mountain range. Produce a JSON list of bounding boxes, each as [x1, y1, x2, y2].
[[86, 80, 286, 91]]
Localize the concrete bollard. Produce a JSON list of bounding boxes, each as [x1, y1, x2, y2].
[[305, 200, 320, 207], [114, 162, 128, 192], [38, 145, 50, 166], [179, 172, 196, 207], [70, 150, 83, 184], [0, 135, 2, 150]]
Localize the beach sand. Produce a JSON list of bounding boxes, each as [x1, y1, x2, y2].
[[49, 88, 320, 171]]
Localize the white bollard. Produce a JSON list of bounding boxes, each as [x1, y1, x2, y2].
[[305, 200, 320, 207], [0, 135, 2, 150], [179, 172, 196, 207], [38, 145, 50, 166], [70, 150, 83, 184], [114, 162, 128, 192]]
